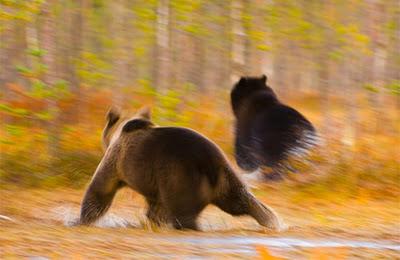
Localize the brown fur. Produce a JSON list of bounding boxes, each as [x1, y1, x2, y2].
[[78, 107, 284, 231]]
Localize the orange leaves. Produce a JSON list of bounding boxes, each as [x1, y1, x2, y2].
[[60, 125, 102, 152], [256, 245, 285, 259], [256, 246, 349, 260], [308, 247, 349, 260], [1, 83, 400, 196]]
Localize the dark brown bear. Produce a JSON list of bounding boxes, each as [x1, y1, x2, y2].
[[231, 75, 318, 180], [77, 106, 284, 231]]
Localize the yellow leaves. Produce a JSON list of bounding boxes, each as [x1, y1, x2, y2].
[[250, 30, 266, 43], [0, 0, 43, 22], [334, 23, 370, 55], [354, 33, 369, 45], [257, 44, 272, 52]]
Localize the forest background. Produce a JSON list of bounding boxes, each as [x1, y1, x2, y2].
[[0, 0, 399, 199]]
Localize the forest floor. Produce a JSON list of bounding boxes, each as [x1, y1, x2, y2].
[[0, 186, 399, 259]]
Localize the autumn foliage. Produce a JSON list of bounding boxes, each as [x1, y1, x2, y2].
[[1, 80, 399, 203]]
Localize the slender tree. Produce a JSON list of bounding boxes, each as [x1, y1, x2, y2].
[[153, 0, 171, 90]]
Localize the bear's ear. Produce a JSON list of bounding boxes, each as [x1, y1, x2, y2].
[[106, 106, 121, 126], [238, 77, 247, 85], [136, 106, 151, 120], [261, 74, 268, 84]]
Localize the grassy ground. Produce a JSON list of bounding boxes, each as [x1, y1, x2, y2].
[[1, 93, 399, 259], [1, 186, 399, 259]]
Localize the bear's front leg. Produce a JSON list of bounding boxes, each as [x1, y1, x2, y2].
[[79, 154, 122, 225]]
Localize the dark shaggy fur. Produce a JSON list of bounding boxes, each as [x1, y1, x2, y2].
[[231, 75, 318, 179], [77, 107, 284, 231]]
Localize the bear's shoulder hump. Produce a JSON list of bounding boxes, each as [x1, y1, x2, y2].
[[122, 119, 152, 133]]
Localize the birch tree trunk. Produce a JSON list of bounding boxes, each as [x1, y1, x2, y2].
[[41, 0, 60, 158], [69, 0, 86, 91], [231, 0, 246, 81], [153, 0, 171, 90]]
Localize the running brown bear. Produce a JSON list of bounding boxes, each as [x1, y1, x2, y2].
[[77, 106, 284, 231], [231, 75, 318, 180]]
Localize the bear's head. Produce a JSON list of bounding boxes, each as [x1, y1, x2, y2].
[[231, 75, 278, 117], [102, 106, 153, 150]]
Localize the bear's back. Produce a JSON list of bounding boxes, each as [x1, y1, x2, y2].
[[254, 104, 314, 132], [123, 127, 226, 187]]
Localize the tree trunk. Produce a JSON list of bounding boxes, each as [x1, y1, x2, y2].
[[111, 0, 130, 106], [218, 2, 233, 89], [14, 20, 29, 89], [231, 0, 246, 80], [272, 45, 288, 96], [367, 0, 387, 131], [68, 0, 86, 91], [190, 33, 205, 90], [317, 51, 330, 135], [341, 57, 357, 147], [153, 0, 171, 90], [385, 0, 400, 83], [0, 6, 27, 93], [202, 2, 227, 92], [40, 0, 60, 158]]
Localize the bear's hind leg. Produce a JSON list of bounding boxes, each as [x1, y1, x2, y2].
[[146, 199, 169, 225], [171, 214, 199, 230], [214, 187, 283, 231], [160, 189, 205, 230], [164, 198, 203, 230]]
